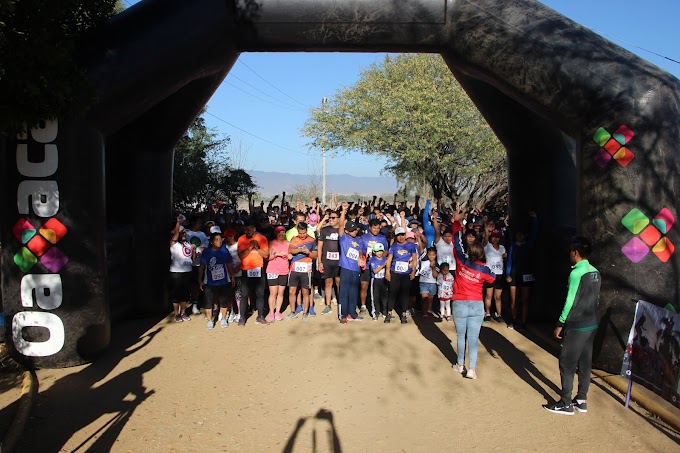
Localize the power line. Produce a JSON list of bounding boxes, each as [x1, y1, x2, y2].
[[237, 59, 311, 108], [224, 81, 306, 112], [589, 28, 680, 65], [229, 74, 307, 111]]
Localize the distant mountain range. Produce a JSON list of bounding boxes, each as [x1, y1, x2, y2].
[[250, 171, 398, 196]]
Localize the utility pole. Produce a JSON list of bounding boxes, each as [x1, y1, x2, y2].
[[321, 97, 327, 206]]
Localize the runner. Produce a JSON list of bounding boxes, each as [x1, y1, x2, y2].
[[367, 243, 389, 321], [198, 233, 236, 329], [266, 226, 290, 322], [418, 247, 439, 318], [222, 228, 243, 323], [436, 262, 454, 321], [237, 221, 270, 326], [505, 212, 539, 330], [483, 228, 507, 323], [337, 202, 363, 324], [385, 227, 418, 324], [317, 211, 341, 316], [169, 218, 195, 322], [287, 222, 318, 321], [360, 219, 389, 316]]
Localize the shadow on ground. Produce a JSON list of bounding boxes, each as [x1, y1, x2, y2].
[[283, 408, 342, 453], [14, 315, 165, 452]]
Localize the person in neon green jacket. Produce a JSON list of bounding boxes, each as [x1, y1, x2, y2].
[[544, 236, 601, 416]]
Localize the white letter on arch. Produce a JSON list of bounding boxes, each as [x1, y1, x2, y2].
[[21, 274, 63, 310], [12, 312, 65, 357]]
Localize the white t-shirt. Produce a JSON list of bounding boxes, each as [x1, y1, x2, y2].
[[170, 242, 193, 273], [227, 243, 242, 277], [418, 260, 438, 284], [435, 238, 456, 270], [484, 243, 506, 276]]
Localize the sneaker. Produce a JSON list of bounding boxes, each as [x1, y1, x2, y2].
[[348, 315, 364, 321], [228, 312, 236, 323], [321, 306, 333, 315], [174, 314, 183, 323], [266, 313, 275, 322], [384, 314, 392, 324], [274, 312, 283, 321], [309, 306, 317, 317], [371, 313, 378, 321], [452, 364, 465, 374], [339, 317, 348, 324], [572, 399, 588, 413], [494, 315, 505, 324], [484, 314, 492, 323], [191, 304, 201, 315], [295, 305, 303, 314], [465, 369, 477, 380], [207, 320, 214, 330], [218, 312, 223, 321], [234, 314, 241, 323], [360, 305, 368, 314], [221, 318, 228, 328], [286, 312, 299, 320], [401, 315, 408, 324], [255, 317, 270, 325], [331, 298, 337, 305], [303, 313, 309, 322], [181, 313, 191, 322], [405, 310, 411, 318], [507, 323, 514, 330], [543, 401, 574, 416], [314, 292, 323, 301]]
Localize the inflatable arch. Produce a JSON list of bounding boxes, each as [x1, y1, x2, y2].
[[2, 0, 679, 370]]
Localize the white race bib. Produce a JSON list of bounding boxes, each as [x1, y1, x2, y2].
[[267, 273, 279, 280], [522, 273, 535, 282], [210, 265, 225, 281], [395, 261, 409, 273], [247, 267, 262, 278], [294, 261, 311, 273], [375, 268, 386, 279], [346, 248, 359, 261], [441, 282, 452, 292], [326, 251, 339, 260], [489, 259, 503, 275]]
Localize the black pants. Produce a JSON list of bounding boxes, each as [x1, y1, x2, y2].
[[241, 273, 266, 319], [371, 278, 388, 316], [559, 328, 597, 404], [388, 273, 410, 314]]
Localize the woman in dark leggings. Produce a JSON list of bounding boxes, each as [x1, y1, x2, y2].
[[385, 227, 419, 324]]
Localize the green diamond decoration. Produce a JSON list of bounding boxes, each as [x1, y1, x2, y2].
[[622, 209, 649, 234], [14, 247, 38, 272], [652, 218, 668, 234], [593, 127, 611, 147], [21, 228, 37, 244]]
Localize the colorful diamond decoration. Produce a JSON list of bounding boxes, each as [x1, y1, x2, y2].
[[40, 247, 69, 273], [621, 208, 675, 263], [12, 217, 68, 272], [593, 125, 635, 167]]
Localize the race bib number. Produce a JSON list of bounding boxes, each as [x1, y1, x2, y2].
[[395, 261, 409, 273], [247, 267, 262, 278], [267, 273, 279, 280], [294, 261, 311, 273], [522, 273, 535, 282], [210, 266, 225, 281], [346, 248, 359, 261], [420, 269, 431, 279], [441, 282, 452, 292], [326, 251, 339, 260], [489, 259, 503, 274], [375, 268, 386, 279]]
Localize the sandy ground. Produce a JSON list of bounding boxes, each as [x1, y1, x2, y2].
[[3, 308, 679, 452]]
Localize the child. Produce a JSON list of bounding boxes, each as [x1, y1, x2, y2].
[[437, 262, 454, 321], [367, 243, 389, 321], [418, 247, 439, 318]]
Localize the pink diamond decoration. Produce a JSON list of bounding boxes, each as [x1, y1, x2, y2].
[[594, 149, 612, 168], [622, 237, 649, 263], [653, 208, 674, 234], [13, 218, 36, 243], [614, 125, 634, 144], [40, 247, 69, 272]]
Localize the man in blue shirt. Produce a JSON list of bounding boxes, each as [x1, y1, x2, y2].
[[337, 202, 363, 324], [198, 233, 236, 329]]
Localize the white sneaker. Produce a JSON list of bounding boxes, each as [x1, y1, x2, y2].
[[191, 304, 201, 315], [228, 312, 236, 323], [234, 314, 240, 323], [218, 312, 223, 321]]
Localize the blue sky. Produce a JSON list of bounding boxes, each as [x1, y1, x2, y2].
[[124, 0, 680, 178]]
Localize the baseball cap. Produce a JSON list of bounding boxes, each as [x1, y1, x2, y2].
[[345, 220, 359, 231], [222, 228, 236, 238], [394, 227, 406, 235], [274, 225, 286, 233], [372, 243, 385, 252], [405, 231, 416, 240], [490, 228, 502, 238], [409, 219, 422, 226], [209, 226, 222, 234]]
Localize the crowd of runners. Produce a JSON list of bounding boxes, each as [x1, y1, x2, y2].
[[169, 192, 540, 378]]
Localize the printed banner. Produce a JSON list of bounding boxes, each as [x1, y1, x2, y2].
[[621, 301, 680, 407]]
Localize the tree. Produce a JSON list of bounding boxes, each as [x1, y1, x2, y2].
[[0, 1, 119, 135], [172, 111, 257, 210], [302, 54, 507, 210]]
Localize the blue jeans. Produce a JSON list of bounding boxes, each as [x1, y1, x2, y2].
[[339, 267, 360, 319], [452, 300, 484, 369]]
